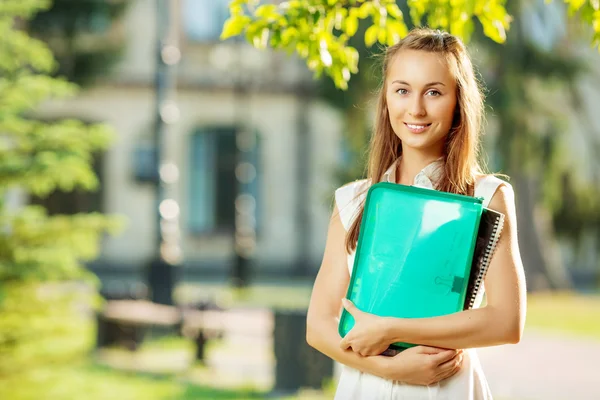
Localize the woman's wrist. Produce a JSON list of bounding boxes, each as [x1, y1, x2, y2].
[[373, 354, 396, 380], [376, 353, 407, 382], [382, 316, 400, 344]]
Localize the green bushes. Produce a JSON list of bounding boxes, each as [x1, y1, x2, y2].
[[0, 2, 121, 398]]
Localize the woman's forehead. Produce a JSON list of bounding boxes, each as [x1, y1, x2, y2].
[[386, 49, 455, 86]]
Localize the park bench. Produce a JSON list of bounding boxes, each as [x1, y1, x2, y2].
[[96, 299, 224, 361]]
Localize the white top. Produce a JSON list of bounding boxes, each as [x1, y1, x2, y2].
[[333, 159, 507, 400]]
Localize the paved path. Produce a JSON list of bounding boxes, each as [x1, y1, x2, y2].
[[209, 310, 600, 399], [478, 329, 600, 400]]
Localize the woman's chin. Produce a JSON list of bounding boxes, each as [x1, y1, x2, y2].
[[397, 133, 447, 153], [399, 137, 435, 151]]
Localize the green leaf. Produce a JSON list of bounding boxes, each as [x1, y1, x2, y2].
[[386, 3, 403, 19], [345, 15, 359, 36], [0, 0, 51, 18], [255, 4, 278, 20], [566, 0, 587, 14], [252, 27, 270, 49], [365, 25, 378, 47], [377, 26, 387, 44], [407, 0, 427, 26], [221, 15, 251, 40], [479, 16, 507, 43], [357, 2, 374, 19], [345, 46, 360, 73], [296, 41, 309, 58], [386, 23, 403, 46], [281, 27, 299, 46]]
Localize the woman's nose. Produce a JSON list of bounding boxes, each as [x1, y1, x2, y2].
[[408, 98, 426, 118]]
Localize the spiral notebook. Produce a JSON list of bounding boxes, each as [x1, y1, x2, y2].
[[338, 182, 505, 352], [464, 207, 505, 309]]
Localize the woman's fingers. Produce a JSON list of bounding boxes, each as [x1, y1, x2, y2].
[[438, 351, 463, 371], [431, 349, 459, 365], [433, 365, 460, 383], [434, 352, 464, 382], [439, 360, 463, 382]]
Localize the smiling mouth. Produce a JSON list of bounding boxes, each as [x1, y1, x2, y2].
[[404, 123, 432, 132]]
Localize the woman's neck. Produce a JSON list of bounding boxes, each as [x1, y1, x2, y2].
[[396, 150, 443, 185]]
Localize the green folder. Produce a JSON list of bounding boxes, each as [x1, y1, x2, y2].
[[338, 182, 484, 351]]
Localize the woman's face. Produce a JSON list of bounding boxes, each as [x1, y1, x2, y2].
[[385, 49, 458, 155]]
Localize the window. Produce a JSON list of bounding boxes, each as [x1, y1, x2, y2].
[[182, 0, 230, 43], [188, 127, 261, 234]]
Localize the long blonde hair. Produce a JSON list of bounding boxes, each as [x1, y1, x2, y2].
[[345, 28, 486, 252]]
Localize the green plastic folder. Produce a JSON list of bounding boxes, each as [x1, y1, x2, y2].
[[338, 182, 484, 351]]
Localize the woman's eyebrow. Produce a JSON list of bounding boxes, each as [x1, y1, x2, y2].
[[391, 80, 446, 86]]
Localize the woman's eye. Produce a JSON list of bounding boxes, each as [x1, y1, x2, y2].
[[397, 88, 408, 95], [426, 90, 441, 96]]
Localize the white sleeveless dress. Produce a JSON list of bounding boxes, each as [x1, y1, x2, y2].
[[333, 159, 507, 400]]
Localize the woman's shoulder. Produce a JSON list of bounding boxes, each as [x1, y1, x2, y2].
[[335, 179, 370, 197], [334, 179, 370, 210], [334, 179, 369, 231], [474, 173, 514, 209]]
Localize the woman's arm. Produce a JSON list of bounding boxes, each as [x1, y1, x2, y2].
[[307, 204, 391, 376], [307, 204, 463, 382], [341, 184, 527, 352]]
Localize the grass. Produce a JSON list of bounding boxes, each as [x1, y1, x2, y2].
[[173, 384, 265, 400], [139, 335, 196, 352], [86, 364, 267, 400], [175, 281, 313, 310], [81, 363, 331, 400], [0, 362, 259, 400], [525, 291, 600, 339], [89, 284, 599, 400]]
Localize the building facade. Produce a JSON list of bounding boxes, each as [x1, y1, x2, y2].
[[37, 0, 346, 283]]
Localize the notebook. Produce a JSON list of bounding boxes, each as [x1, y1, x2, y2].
[[338, 182, 505, 352], [464, 207, 505, 309]]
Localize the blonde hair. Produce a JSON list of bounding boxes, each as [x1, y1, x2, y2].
[[345, 28, 486, 252]]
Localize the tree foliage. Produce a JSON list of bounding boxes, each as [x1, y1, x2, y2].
[[27, 0, 128, 85], [0, 1, 123, 398], [221, 0, 600, 90]]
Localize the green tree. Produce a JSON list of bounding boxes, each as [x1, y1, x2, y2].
[[478, 1, 597, 290], [221, 0, 600, 89], [0, 1, 122, 398], [25, 0, 130, 214], [28, 0, 128, 85], [221, 0, 600, 289]]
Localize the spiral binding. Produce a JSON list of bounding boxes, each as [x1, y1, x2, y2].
[[467, 213, 506, 309]]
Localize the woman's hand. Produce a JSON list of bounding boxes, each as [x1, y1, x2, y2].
[[384, 346, 464, 385], [339, 298, 390, 356]]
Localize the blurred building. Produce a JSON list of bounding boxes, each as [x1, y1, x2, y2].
[[32, 0, 600, 292], [37, 0, 345, 284]]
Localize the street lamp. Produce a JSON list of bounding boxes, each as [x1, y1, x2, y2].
[[147, 0, 182, 305]]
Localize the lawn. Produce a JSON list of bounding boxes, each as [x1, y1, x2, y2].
[[525, 291, 600, 339], [90, 283, 599, 400], [74, 362, 330, 400]]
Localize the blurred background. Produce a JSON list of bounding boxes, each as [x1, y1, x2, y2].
[[1, 0, 599, 399]]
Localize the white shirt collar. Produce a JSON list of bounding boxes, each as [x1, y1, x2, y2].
[[383, 157, 444, 189]]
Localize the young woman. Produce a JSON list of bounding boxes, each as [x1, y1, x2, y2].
[[306, 28, 527, 399]]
